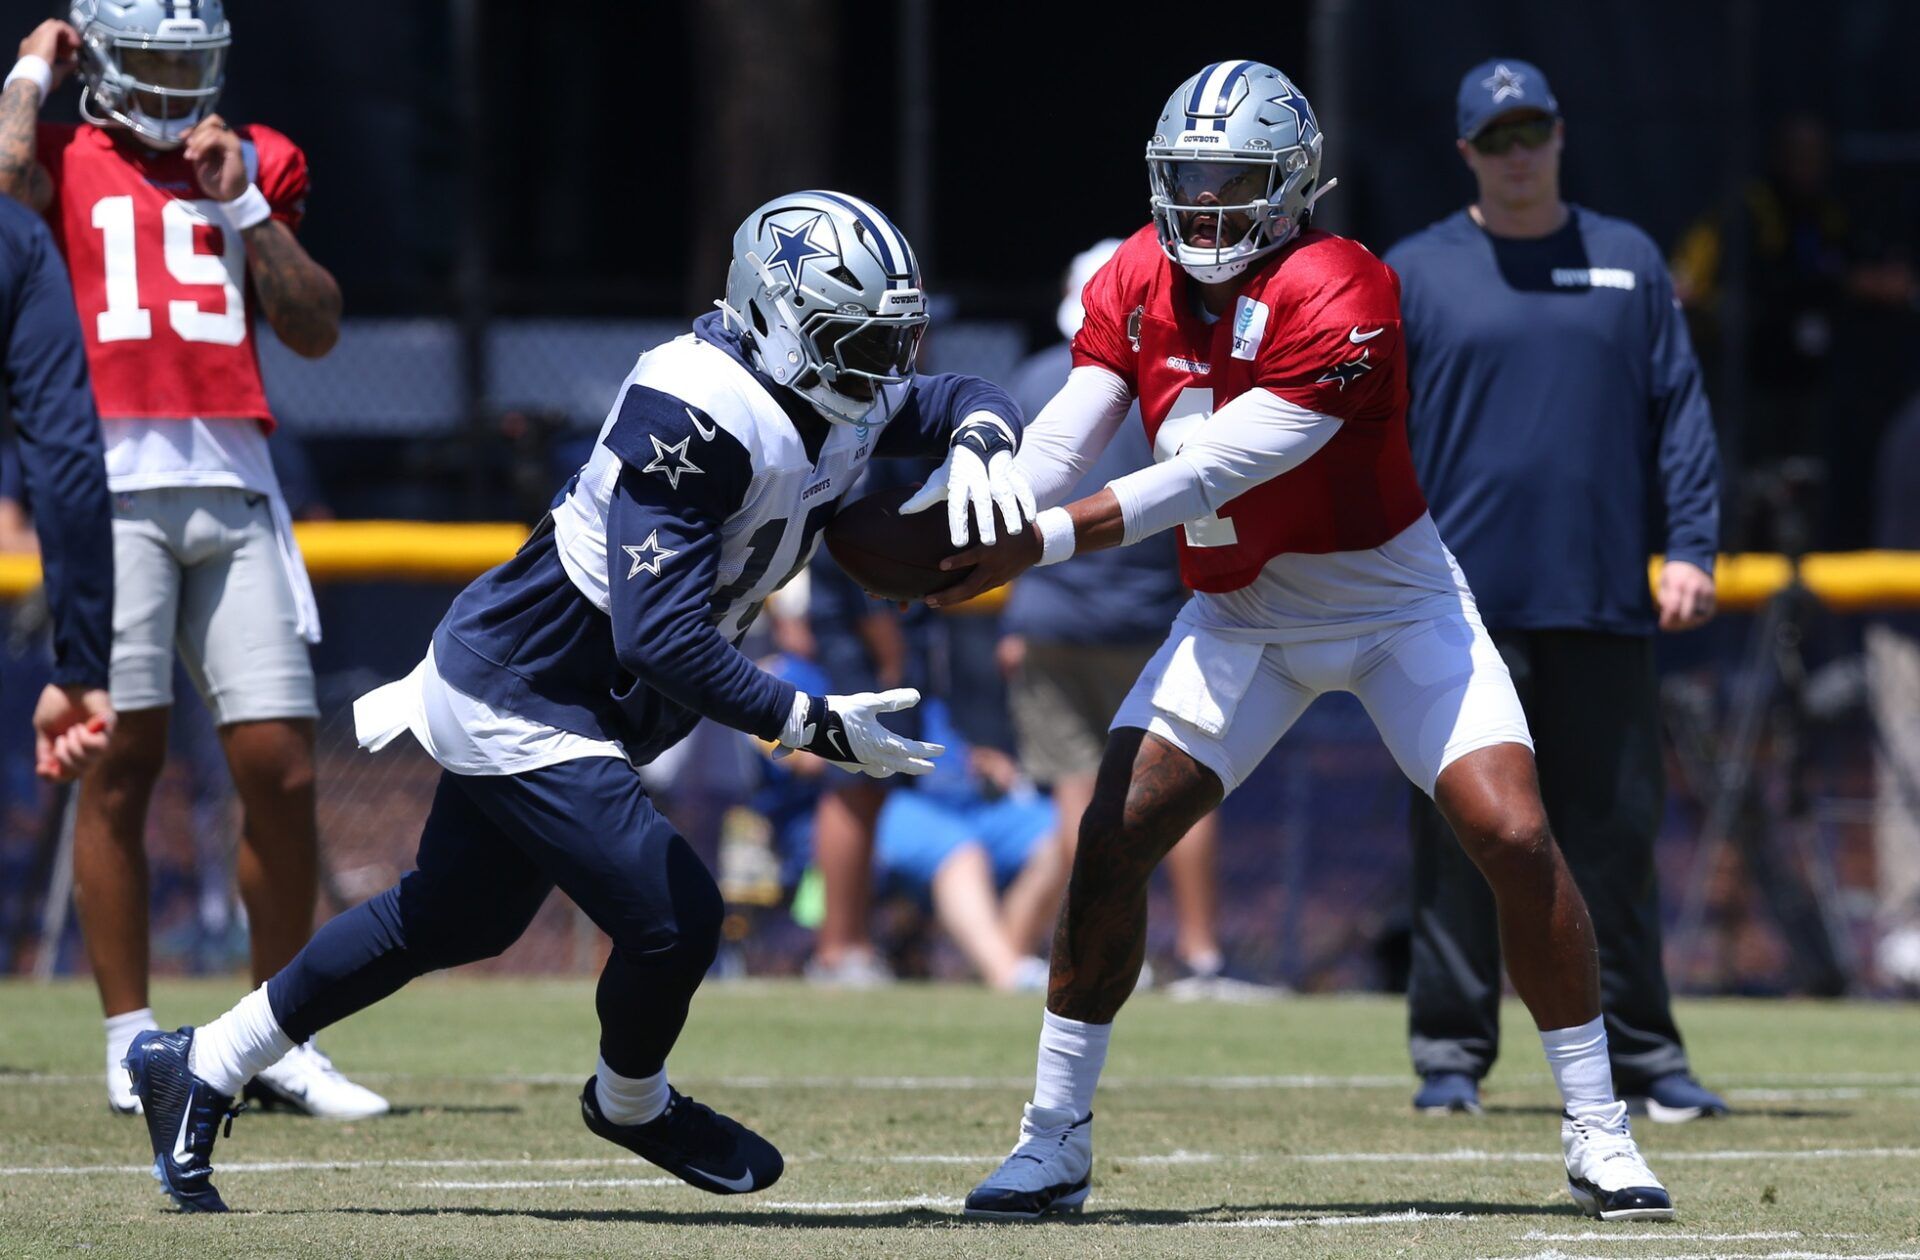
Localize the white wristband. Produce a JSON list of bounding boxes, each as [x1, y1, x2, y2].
[[4, 55, 51, 102], [221, 183, 273, 231], [1034, 506, 1077, 567]]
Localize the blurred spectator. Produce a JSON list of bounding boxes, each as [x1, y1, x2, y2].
[[1388, 58, 1726, 1119], [802, 461, 933, 987], [1868, 395, 1920, 991], [1670, 113, 1917, 541], [873, 703, 1057, 991], [998, 240, 1255, 995]]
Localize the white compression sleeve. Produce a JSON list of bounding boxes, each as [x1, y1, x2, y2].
[[1010, 365, 1134, 509], [1108, 389, 1344, 546]]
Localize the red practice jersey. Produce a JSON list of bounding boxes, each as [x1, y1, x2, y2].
[[1072, 225, 1428, 593], [36, 122, 309, 428]]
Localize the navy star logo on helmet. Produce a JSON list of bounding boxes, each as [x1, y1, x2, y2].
[[762, 217, 835, 294]]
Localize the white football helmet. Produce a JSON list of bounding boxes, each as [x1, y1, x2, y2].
[[721, 190, 928, 426], [1146, 60, 1327, 283], [71, 0, 231, 150]]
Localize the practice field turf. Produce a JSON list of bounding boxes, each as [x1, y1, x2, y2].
[[2, 981, 1917, 1259]]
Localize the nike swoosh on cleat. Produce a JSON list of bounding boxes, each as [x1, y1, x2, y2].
[[686, 1165, 755, 1192], [171, 1086, 194, 1167], [686, 407, 718, 442], [1348, 326, 1385, 343]]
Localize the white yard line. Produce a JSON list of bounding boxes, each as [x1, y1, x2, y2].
[[1169, 1209, 1471, 1230], [758, 1195, 961, 1211]]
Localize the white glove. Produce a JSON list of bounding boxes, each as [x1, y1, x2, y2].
[[900, 412, 1038, 548], [776, 688, 944, 778]]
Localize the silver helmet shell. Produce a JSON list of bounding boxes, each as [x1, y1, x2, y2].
[[721, 190, 928, 426], [70, 0, 231, 151], [1147, 60, 1324, 283]]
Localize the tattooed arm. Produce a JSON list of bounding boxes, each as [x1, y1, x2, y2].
[[238, 218, 341, 359], [182, 114, 341, 359], [0, 22, 80, 212]]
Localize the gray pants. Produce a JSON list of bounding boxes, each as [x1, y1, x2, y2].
[[1407, 630, 1690, 1091]]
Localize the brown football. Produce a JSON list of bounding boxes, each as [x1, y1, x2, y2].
[[823, 483, 984, 601]]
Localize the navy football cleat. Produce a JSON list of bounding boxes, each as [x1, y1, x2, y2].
[[123, 1028, 242, 1213], [1413, 1071, 1483, 1115], [580, 1078, 782, 1195], [1624, 1072, 1730, 1124], [964, 1104, 1093, 1221]]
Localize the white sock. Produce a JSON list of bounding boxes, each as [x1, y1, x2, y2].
[[1539, 1015, 1617, 1119], [105, 1007, 158, 1077], [188, 985, 295, 1097], [594, 1057, 669, 1126], [1032, 1009, 1109, 1119]]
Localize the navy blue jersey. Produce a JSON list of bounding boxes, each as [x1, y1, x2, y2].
[[432, 313, 1021, 764], [0, 196, 111, 688], [1387, 206, 1719, 635]]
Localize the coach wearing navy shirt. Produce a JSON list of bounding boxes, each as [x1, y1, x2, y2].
[[1387, 60, 1725, 1122], [0, 195, 113, 781]]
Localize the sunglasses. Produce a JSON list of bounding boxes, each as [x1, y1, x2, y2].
[[1470, 117, 1555, 155]]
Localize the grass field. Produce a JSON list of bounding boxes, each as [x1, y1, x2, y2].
[[2, 980, 1917, 1258]]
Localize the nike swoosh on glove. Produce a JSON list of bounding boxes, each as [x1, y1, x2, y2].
[[776, 689, 945, 778], [900, 412, 1037, 547]]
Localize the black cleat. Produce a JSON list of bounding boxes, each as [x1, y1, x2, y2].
[[123, 1028, 242, 1213], [580, 1078, 782, 1195]]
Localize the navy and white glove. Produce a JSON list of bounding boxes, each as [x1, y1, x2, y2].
[[900, 411, 1038, 547], [776, 688, 944, 778]]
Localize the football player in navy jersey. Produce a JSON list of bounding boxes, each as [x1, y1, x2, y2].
[[119, 190, 1031, 1212]]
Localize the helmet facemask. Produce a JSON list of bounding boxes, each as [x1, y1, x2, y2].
[[76, 18, 229, 150], [1148, 139, 1320, 284]]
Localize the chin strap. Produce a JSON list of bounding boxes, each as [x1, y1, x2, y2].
[[1304, 176, 1340, 213]]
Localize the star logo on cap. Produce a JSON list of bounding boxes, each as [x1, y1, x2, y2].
[[623, 530, 678, 579], [763, 215, 835, 292], [643, 433, 704, 490], [1481, 63, 1527, 103]]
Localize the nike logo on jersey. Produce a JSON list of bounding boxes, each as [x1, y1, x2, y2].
[[1348, 326, 1385, 343], [686, 407, 718, 442]]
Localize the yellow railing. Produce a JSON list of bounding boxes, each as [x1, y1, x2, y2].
[[1, 522, 1917, 612]]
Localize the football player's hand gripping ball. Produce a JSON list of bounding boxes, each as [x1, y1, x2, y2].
[[900, 412, 1037, 548]]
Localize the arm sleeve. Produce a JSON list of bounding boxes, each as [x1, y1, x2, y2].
[[4, 219, 112, 688], [874, 372, 1024, 459], [1009, 365, 1134, 509], [1647, 271, 1720, 570], [1107, 389, 1343, 546], [604, 464, 796, 740]]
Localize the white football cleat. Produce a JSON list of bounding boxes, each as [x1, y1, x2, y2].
[[1562, 1101, 1675, 1221], [246, 1041, 390, 1120], [963, 1103, 1093, 1220]]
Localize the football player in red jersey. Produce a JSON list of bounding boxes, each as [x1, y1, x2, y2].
[[0, 3, 385, 1119], [944, 62, 1674, 1223]]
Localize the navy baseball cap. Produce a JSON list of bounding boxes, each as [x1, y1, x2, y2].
[[1457, 58, 1559, 139]]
